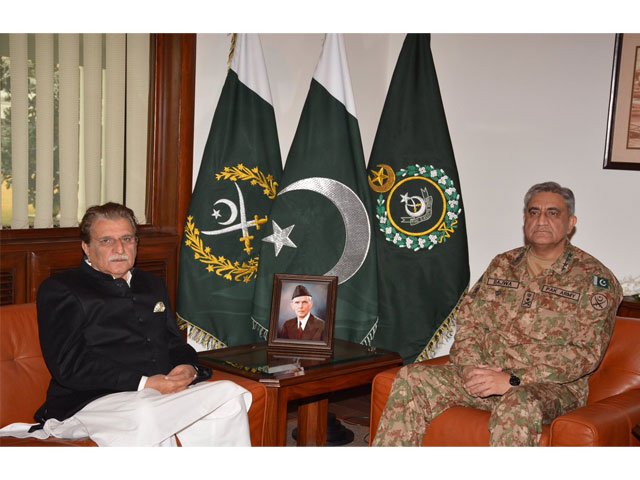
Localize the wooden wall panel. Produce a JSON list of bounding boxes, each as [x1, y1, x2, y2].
[[0, 252, 27, 305], [135, 235, 178, 302]]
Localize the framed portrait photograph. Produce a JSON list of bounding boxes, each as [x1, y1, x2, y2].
[[267, 273, 337, 357], [604, 33, 640, 170]]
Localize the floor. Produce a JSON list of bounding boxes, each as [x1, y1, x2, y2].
[[285, 385, 372, 447]]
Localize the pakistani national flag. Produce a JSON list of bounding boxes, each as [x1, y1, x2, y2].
[[251, 34, 378, 344], [177, 34, 282, 349], [367, 34, 470, 362]]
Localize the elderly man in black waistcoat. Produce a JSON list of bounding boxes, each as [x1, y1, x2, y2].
[[1, 202, 251, 446]]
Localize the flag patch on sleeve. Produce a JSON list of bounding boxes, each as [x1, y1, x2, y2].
[[592, 276, 610, 289]]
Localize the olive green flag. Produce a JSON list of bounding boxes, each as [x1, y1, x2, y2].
[[367, 34, 470, 362], [251, 34, 378, 345], [177, 34, 282, 349]]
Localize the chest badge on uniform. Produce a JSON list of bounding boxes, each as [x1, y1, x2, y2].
[[542, 285, 581, 302], [590, 293, 609, 311], [521, 291, 535, 308], [487, 278, 520, 289], [153, 302, 166, 313]]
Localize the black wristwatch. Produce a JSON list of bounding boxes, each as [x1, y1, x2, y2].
[[509, 373, 521, 387]]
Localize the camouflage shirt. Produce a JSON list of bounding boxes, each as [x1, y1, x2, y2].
[[450, 243, 622, 402]]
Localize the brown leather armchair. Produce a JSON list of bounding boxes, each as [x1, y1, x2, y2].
[[0, 303, 268, 446], [370, 315, 640, 446]]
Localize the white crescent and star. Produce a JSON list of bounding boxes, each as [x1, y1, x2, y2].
[[200, 184, 269, 255], [262, 177, 371, 284], [213, 198, 238, 226]]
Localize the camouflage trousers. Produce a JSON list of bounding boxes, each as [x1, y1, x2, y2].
[[372, 363, 581, 446]]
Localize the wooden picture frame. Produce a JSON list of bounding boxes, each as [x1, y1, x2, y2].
[[604, 34, 640, 170], [267, 273, 337, 357]]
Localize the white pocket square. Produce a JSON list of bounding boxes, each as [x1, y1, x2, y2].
[[153, 302, 166, 313]]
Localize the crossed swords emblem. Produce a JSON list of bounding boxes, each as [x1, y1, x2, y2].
[[201, 183, 268, 255]]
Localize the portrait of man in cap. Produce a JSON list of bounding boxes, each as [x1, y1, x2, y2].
[[277, 284, 326, 341]]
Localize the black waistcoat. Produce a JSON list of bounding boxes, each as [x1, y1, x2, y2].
[[34, 261, 197, 422]]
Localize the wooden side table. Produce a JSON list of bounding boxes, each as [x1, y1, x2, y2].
[[199, 339, 402, 446]]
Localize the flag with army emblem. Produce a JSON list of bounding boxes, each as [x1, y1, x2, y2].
[[251, 34, 378, 344], [177, 34, 282, 349], [367, 34, 470, 362]]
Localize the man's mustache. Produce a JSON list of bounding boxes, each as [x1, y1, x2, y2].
[[109, 254, 130, 262]]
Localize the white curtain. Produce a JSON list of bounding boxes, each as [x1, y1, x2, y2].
[[125, 34, 150, 224], [58, 34, 80, 228], [1, 33, 150, 228], [8, 34, 29, 229], [104, 34, 126, 204], [33, 34, 54, 228], [82, 33, 103, 210]]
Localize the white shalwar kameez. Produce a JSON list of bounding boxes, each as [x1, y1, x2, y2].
[[0, 380, 251, 447]]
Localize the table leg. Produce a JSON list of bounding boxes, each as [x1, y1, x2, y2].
[[297, 398, 329, 446], [262, 387, 288, 446]]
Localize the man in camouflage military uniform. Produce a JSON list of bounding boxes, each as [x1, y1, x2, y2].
[[373, 181, 622, 446]]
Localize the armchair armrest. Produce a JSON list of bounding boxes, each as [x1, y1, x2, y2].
[[550, 389, 640, 446]]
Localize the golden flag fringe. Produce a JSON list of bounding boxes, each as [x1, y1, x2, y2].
[[414, 288, 468, 362], [177, 314, 228, 350]]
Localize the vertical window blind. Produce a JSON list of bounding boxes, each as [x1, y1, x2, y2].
[[0, 33, 149, 229]]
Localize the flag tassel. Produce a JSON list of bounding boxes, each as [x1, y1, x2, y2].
[[415, 288, 468, 363], [177, 314, 227, 350], [252, 316, 269, 340], [360, 318, 378, 346]]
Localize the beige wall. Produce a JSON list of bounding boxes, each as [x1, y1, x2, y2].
[[194, 33, 639, 287]]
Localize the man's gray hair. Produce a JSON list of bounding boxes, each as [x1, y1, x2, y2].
[[523, 182, 575, 216]]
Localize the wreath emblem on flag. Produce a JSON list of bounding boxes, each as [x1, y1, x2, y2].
[[183, 164, 278, 282], [370, 164, 462, 251]]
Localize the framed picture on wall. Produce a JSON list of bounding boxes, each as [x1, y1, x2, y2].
[[604, 33, 640, 170], [267, 273, 337, 357]]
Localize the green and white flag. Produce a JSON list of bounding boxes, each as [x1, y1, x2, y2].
[[252, 34, 378, 344], [367, 34, 470, 362], [177, 34, 282, 349]]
